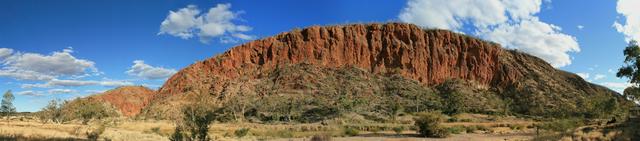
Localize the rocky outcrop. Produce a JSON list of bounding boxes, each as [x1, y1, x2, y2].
[[139, 23, 622, 119], [158, 23, 508, 97], [93, 86, 155, 117]]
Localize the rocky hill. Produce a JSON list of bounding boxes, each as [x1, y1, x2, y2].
[[131, 23, 627, 120], [89, 86, 155, 117]]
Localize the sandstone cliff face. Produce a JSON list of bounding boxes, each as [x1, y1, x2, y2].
[[141, 23, 620, 118], [93, 86, 155, 117], [158, 23, 509, 97]]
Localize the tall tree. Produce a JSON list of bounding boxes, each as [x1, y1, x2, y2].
[[1, 90, 16, 118], [617, 40, 640, 103]]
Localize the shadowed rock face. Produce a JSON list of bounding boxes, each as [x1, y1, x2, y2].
[[136, 23, 620, 118], [93, 86, 155, 117]]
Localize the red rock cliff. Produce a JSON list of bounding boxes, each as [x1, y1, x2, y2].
[[158, 23, 517, 97], [94, 86, 155, 117]]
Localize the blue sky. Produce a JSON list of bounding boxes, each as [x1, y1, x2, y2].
[[0, 0, 637, 112]]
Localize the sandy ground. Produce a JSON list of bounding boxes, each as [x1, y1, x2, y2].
[[269, 133, 534, 141]]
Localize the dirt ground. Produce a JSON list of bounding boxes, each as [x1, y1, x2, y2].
[[269, 133, 534, 141]]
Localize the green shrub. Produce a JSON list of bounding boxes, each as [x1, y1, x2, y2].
[[86, 125, 105, 141], [464, 126, 477, 133], [509, 124, 525, 130], [234, 128, 250, 138], [414, 111, 450, 138], [460, 119, 472, 122], [392, 126, 404, 135], [150, 127, 161, 135], [447, 117, 458, 122], [344, 128, 359, 136], [474, 125, 490, 131], [540, 119, 582, 132], [447, 126, 466, 134], [310, 134, 332, 141]]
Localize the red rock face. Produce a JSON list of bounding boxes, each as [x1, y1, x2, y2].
[[94, 86, 155, 117], [158, 23, 516, 97]]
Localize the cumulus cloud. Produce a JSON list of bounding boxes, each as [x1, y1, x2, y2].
[[399, 0, 579, 67], [159, 3, 254, 43], [17, 90, 43, 96], [593, 74, 606, 80], [600, 82, 632, 93], [576, 72, 590, 80], [0, 48, 13, 60], [577, 25, 584, 30], [613, 0, 640, 42], [21, 79, 133, 88], [0, 47, 97, 80], [126, 60, 177, 80], [48, 89, 76, 94], [478, 18, 579, 67]]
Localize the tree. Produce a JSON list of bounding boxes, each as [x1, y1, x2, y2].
[[0, 90, 16, 118], [39, 99, 67, 124], [617, 40, 640, 103], [414, 111, 449, 138], [171, 102, 217, 141]]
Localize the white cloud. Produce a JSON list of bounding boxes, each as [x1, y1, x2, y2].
[[0, 47, 97, 80], [399, 0, 580, 67], [609, 69, 616, 74], [600, 82, 632, 93], [577, 25, 584, 30], [17, 90, 43, 96], [613, 0, 640, 42], [576, 72, 590, 79], [126, 60, 177, 80], [159, 3, 253, 43], [21, 79, 133, 88], [47, 89, 76, 94], [84, 89, 106, 94], [479, 18, 579, 67], [0, 48, 13, 60], [594, 74, 606, 80]]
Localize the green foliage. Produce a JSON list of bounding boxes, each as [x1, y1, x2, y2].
[[86, 125, 106, 141], [392, 126, 404, 135], [343, 127, 359, 136], [539, 119, 583, 133], [0, 90, 16, 117], [38, 100, 69, 124], [234, 128, 250, 138], [414, 111, 450, 138], [180, 103, 217, 141], [617, 40, 640, 84], [310, 134, 332, 141], [624, 86, 640, 103], [447, 126, 466, 134], [75, 100, 115, 125], [169, 125, 185, 141]]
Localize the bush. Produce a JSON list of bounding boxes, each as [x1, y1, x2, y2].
[[310, 134, 332, 141], [447, 126, 466, 134], [509, 124, 525, 130], [150, 127, 161, 135], [234, 128, 250, 138], [170, 102, 218, 141], [414, 111, 449, 138], [540, 119, 582, 132], [344, 128, 359, 136], [86, 125, 105, 141], [392, 126, 404, 135]]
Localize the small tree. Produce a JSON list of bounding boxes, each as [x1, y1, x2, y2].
[[0, 90, 16, 118], [39, 99, 69, 124], [171, 102, 217, 141], [617, 40, 640, 103], [414, 111, 449, 138]]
